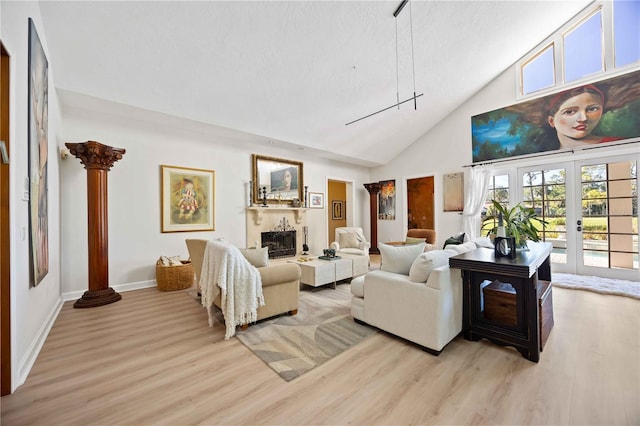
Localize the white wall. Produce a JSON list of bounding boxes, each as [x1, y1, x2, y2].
[[1, 1, 64, 391], [60, 104, 371, 296], [371, 69, 520, 247]]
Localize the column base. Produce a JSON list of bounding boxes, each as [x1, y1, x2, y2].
[[73, 287, 122, 308]]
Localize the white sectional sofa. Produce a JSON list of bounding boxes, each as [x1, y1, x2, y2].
[[351, 240, 481, 354]]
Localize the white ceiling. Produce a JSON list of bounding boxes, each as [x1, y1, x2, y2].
[[39, 0, 591, 167]]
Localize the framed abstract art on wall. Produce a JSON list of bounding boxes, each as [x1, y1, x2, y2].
[[28, 18, 49, 287]]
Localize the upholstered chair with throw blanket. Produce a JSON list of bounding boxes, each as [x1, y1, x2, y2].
[[185, 239, 301, 332]]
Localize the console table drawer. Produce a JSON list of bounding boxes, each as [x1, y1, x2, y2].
[[483, 279, 553, 350]]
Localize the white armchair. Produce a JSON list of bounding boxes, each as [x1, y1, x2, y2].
[[330, 227, 371, 276], [330, 227, 371, 257]]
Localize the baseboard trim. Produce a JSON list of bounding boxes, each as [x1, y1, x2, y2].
[[16, 297, 64, 392], [62, 280, 157, 302]]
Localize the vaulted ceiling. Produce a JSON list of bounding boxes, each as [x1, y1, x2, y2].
[[39, 0, 590, 167]]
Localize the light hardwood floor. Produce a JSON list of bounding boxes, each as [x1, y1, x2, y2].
[[1, 277, 639, 425]]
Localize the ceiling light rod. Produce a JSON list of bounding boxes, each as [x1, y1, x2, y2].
[[345, 93, 424, 126], [393, 0, 409, 17]]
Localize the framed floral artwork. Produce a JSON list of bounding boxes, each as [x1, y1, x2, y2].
[[161, 165, 215, 232], [309, 192, 324, 209]]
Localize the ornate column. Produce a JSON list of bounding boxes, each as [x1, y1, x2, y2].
[[66, 141, 125, 308], [364, 182, 382, 254]]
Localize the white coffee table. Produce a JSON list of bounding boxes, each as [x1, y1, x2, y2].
[[287, 257, 352, 289], [337, 253, 369, 277]]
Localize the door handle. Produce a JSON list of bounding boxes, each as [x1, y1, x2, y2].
[[577, 226, 582, 231], [577, 220, 582, 226]]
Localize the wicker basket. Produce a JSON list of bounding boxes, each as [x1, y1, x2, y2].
[[155, 259, 194, 291]]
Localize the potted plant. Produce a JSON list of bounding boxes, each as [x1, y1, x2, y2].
[[482, 200, 547, 248]]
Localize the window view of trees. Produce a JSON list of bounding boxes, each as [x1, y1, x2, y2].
[[481, 174, 509, 232], [581, 161, 638, 269], [521, 169, 567, 262]]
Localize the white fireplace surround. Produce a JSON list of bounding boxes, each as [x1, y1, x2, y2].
[[246, 207, 308, 255]]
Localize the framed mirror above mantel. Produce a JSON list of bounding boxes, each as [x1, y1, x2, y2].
[[252, 154, 304, 206]]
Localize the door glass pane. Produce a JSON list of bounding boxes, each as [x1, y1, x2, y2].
[[522, 168, 567, 265], [482, 174, 510, 235], [564, 10, 604, 82], [581, 161, 638, 270]]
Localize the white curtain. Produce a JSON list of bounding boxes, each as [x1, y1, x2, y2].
[[462, 165, 493, 239]]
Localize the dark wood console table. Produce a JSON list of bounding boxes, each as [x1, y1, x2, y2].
[[449, 242, 553, 362]]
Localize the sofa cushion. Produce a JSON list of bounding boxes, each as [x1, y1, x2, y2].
[[409, 250, 452, 283], [424, 243, 437, 252], [445, 241, 477, 254], [471, 236, 494, 248], [379, 242, 426, 275], [339, 232, 360, 249], [240, 246, 269, 268]]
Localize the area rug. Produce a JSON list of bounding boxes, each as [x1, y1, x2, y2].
[[235, 284, 376, 381], [552, 273, 640, 299]]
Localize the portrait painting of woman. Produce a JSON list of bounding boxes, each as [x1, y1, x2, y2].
[[270, 167, 298, 192], [471, 69, 640, 163]]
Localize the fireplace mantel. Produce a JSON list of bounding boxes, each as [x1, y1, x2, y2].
[[246, 207, 308, 225]]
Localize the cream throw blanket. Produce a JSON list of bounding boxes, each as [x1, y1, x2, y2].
[[199, 240, 265, 339]]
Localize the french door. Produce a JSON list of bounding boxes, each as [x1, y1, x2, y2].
[[519, 154, 639, 281], [575, 156, 638, 280]]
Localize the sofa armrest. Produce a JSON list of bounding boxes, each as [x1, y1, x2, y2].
[[425, 265, 460, 291], [259, 263, 301, 287], [330, 241, 340, 250]]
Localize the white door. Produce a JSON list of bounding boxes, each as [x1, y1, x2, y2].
[[574, 155, 639, 280], [519, 155, 639, 281], [520, 162, 577, 273]]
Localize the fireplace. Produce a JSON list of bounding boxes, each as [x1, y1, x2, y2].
[[262, 231, 296, 259]]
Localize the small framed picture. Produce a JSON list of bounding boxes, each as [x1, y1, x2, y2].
[[332, 200, 344, 220], [309, 192, 324, 209], [161, 165, 215, 232]]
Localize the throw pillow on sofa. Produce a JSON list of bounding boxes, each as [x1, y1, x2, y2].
[[471, 236, 494, 248], [240, 246, 269, 268], [339, 232, 360, 249], [444, 241, 477, 254], [379, 242, 426, 275], [409, 249, 455, 283], [405, 236, 427, 245], [442, 232, 465, 249]]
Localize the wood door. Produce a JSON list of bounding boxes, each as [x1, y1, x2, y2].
[[1, 42, 11, 395], [327, 180, 347, 245], [407, 176, 434, 230]]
